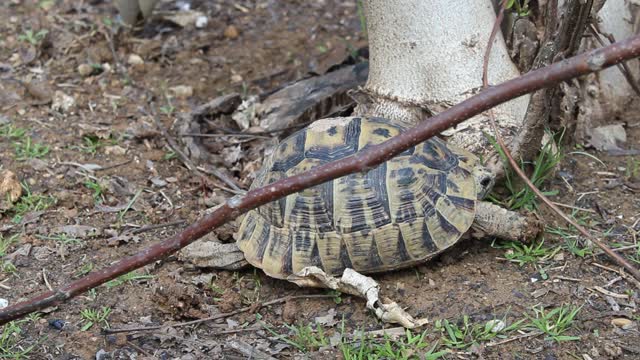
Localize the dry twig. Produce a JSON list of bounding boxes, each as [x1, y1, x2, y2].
[[102, 294, 334, 334], [1, 35, 640, 324]]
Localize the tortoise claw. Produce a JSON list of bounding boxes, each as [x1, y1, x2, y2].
[[289, 267, 426, 328]]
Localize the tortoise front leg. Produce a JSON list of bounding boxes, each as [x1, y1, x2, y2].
[[471, 201, 542, 242], [288, 267, 427, 328]]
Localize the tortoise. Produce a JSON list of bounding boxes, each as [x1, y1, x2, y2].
[[234, 115, 539, 326]]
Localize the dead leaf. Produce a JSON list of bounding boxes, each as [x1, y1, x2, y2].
[[53, 225, 101, 239], [222, 145, 243, 165], [315, 308, 338, 326], [231, 95, 259, 130], [161, 10, 206, 28], [0, 170, 22, 208], [107, 233, 140, 246]]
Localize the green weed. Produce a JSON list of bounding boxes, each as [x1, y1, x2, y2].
[[0, 234, 19, 275], [488, 130, 563, 210], [0, 124, 26, 139], [35, 233, 83, 246], [104, 270, 153, 289], [74, 262, 94, 278], [506, 0, 531, 16], [342, 329, 447, 360], [163, 150, 177, 161], [117, 189, 142, 223], [83, 180, 105, 203], [435, 315, 524, 350], [260, 321, 327, 353], [80, 307, 112, 331], [526, 305, 582, 342], [71, 135, 115, 155], [10, 183, 56, 223], [13, 137, 49, 160], [492, 239, 561, 266], [0, 320, 36, 358], [18, 29, 48, 45]]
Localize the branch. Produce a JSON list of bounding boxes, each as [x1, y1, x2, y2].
[[2, 34, 640, 325], [484, 2, 640, 280]]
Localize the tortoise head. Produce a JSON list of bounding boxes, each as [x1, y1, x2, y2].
[[472, 165, 495, 200]]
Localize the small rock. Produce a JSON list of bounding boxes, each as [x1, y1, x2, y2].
[[314, 308, 337, 327], [48, 319, 65, 330], [95, 349, 108, 360], [588, 124, 626, 151], [195, 15, 208, 28], [104, 145, 127, 156], [169, 85, 193, 98], [28, 158, 48, 171], [32, 246, 55, 261], [51, 91, 75, 112], [77, 64, 93, 77], [486, 319, 506, 333], [224, 25, 239, 39], [0, 298, 8, 309], [127, 54, 144, 66], [611, 318, 634, 328], [428, 278, 436, 287], [553, 252, 564, 262], [603, 342, 623, 357], [53, 225, 100, 239], [150, 176, 167, 188]]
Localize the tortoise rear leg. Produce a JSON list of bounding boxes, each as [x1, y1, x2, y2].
[[471, 201, 543, 241], [289, 267, 427, 328]]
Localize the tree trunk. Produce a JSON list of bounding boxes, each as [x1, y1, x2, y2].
[[574, 0, 640, 142], [355, 0, 530, 159]]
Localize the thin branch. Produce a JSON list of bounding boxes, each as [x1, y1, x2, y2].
[[1, 35, 640, 325], [102, 294, 334, 334], [146, 105, 244, 193], [589, 23, 640, 97], [484, 2, 640, 281]]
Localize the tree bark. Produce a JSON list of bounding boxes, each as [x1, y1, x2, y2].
[[355, 0, 530, 159]]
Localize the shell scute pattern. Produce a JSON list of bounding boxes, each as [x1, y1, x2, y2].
[[237, 116, 479, 279]]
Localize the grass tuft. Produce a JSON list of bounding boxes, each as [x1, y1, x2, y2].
[[487, 129, 564, 210]]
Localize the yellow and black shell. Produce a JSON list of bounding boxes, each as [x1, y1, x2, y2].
[[237, 116, 480, 279]]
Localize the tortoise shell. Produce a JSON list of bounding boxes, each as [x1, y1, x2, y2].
[[236, 116, 480, 279]]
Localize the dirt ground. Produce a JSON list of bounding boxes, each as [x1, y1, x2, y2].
[[1, 1, 640, 359]]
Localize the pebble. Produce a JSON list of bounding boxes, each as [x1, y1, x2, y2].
[[127, 54, 144, 66], [611, 318, 634, 329], [224, 25, 239, 39], [51, 91, 75, 112], [77, 63, 93, 77], [0, 298, 8, 309], [48, 319, 65, 330], [104, 145, 127, 156], [195, 15, 208, 28], [170, 85, 193, 98]]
